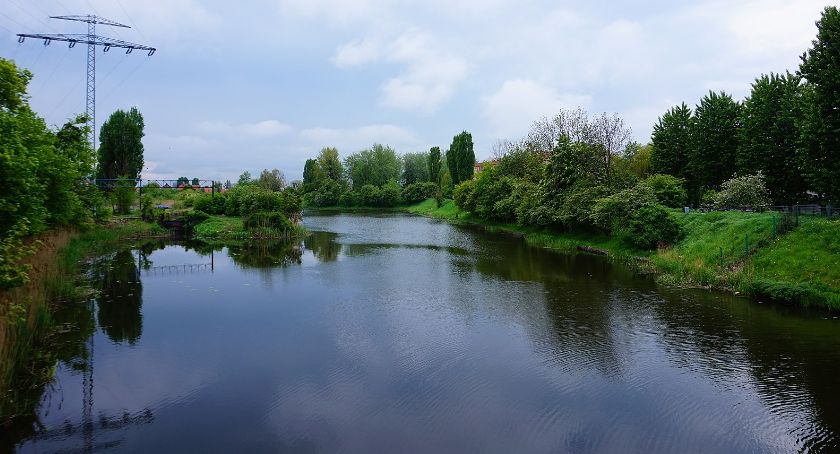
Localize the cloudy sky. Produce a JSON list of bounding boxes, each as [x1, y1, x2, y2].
[[0, 0, 828, 181]]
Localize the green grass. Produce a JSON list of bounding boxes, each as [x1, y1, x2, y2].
[[193, 215, 306, 241], [404, 199, 647, 259], [750, 219, 840, 308], [653, 211, 779, 290], [404, 199, 840, 309], [404, 198, 463, 220], [193, 215, 244, 240]]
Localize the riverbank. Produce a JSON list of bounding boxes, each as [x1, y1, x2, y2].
[[404, 199, 840, 309], [193, 215, 307, 242], [0, 220, 161, 423]]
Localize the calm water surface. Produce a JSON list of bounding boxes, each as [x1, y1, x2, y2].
[[5, 213, 840, 452]]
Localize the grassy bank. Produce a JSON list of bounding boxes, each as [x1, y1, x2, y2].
[[0, 220, 160, 423], [405, 199, 840, 309], [193, 215, 306, 241]]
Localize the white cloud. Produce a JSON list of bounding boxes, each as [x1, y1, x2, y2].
[[332, 30, 468, 113], [482, 79, 592, 139], [333, 39, 381, 67], [197, 120, 292, 137], [299, 124, 419, 151]]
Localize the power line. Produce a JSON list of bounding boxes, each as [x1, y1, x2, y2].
[[16, 14, 157, 151], [114, 0, 146, 40], [7, 0, 59, 32]]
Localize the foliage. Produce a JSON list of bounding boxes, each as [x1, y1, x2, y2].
[[552, 184, 609, 230], [345, 144, 401, 189], [624, 204, 683, 249], [446, 131, 475, 186], [317, 147, 344, 182], [620, 142, 652, 180], [496, 147, 545, 183], [689, 91, 741, 203], [257, 168, 285, 191], [651, 103, 692, 180], [712, 172, 772, 209], [453, 179, 476, 213], [96, 107, 145, 180], [111, 177, 136, 214], [798, 6, 840, 203], [428, 146, 441, 185], [0, 58, 32, 111], [303, 178, 345, 207], [193, 193, 228, 215], [402, 152, 430, 185], [237, 171, 253, 186], [642, 174, 687, 208], [181, 209, 210, 230], [591, 183, 657, 232], [243, 211, 293, 231], [401, 182, 438, 204], [737, 72, 806, 204]]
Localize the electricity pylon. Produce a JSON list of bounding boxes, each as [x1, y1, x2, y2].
[[17, 15, 156, 151]]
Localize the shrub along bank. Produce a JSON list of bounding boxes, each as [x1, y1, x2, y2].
[[406, 198, 840, 310]]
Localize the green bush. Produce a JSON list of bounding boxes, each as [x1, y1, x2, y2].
[[713, 172, 772, 209], [358, 184, 382, 206], [193, 193, 227, 215], [401, 181, 438, 204], [181, 209, 210, 230], [112, 177, 137, 214], [591, 183, 657, 232], [243, 211, 292, 231], [623, 204, 683, 249], [338, 191, 361, 207], [554, 184, 609, 230], [453, 179, 476, 212], [642, 174, 687, 208], [379, 181, 402, 207]]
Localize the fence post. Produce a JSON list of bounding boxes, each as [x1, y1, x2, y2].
[[828, 203, 833, 218], [139, 178, 143, 213], [795, 204, 800, 226]]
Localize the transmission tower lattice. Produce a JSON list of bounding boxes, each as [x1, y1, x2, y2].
[[17, 15, 156, 151]]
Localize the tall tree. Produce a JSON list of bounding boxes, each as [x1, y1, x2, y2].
[[258, 168, 286, 191], [317, 147, 344, 182], [651, 103, 693, 180], [738, 73, 806, 204], [592, 112, 632, 188], [402, 152, 430, 185], [689, 92, 740, 203], [428, 146, 441, 185], [345, 144, 401, 189], [302, 158, 320, 190], [799, 6, 840, 203], [96, 107, 145, 180], [447, 131, 475, 186]]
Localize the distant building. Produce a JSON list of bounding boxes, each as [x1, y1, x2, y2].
[[474, 160, 499, 174]]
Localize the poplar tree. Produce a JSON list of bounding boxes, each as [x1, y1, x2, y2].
[[96, 107, 145, 180], [689, 91, 740, 203], [737, 73, 805, 204], [447, 131, 475, 186], [651, 103, 693, 180], [799, 6, 840, 203], [428, 146, 441, 185]]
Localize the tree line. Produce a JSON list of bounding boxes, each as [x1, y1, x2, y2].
[[300, 131, 475, 208], [0, 56, 152, 289], [651, 6, 840, 206]]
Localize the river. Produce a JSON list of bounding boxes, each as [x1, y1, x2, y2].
[[3, 213, 840, 452]]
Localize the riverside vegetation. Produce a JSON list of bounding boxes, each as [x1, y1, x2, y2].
[[0, 56, 304, 423], [300, 6, 840, 309]]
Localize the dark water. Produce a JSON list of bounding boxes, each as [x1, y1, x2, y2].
[[4, 213, 840, 453]]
